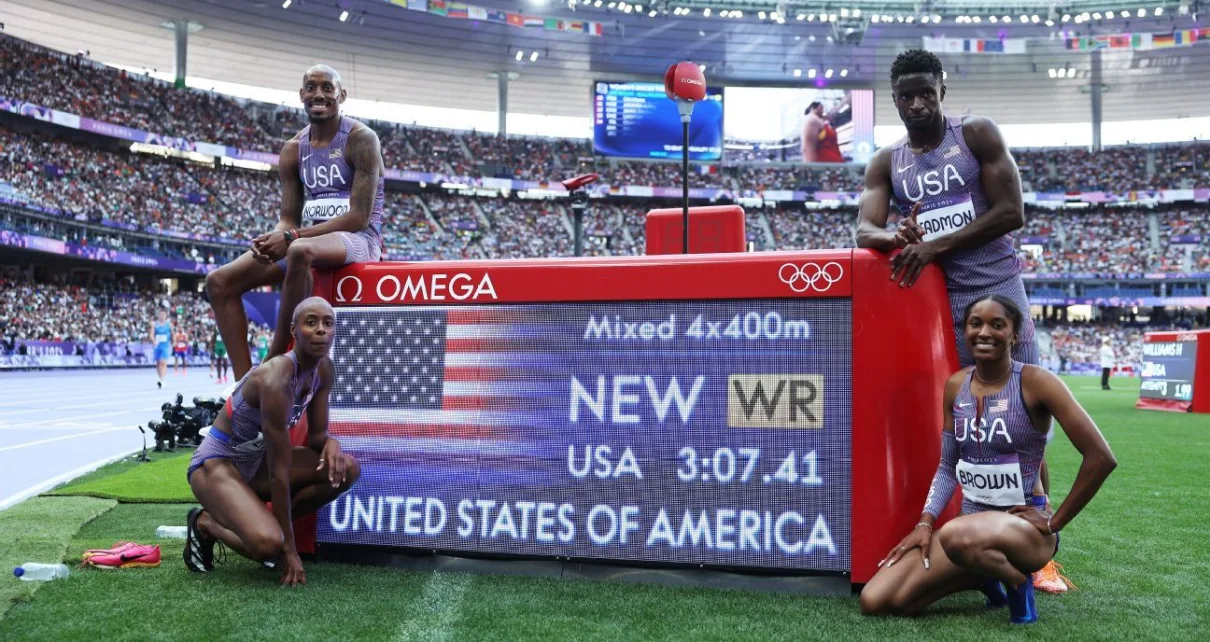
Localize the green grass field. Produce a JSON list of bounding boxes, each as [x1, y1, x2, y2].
[[1, 376, 1207, 641]]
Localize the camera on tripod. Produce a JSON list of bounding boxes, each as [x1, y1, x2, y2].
[[148, 393, 226, 450]]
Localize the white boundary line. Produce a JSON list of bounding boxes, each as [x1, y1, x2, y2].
[[0, 447, 140, 512]]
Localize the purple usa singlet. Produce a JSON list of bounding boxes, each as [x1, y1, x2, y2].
[[296, 116, 384, 262], [888, 115, 1038, 367], [923, 362, 1048, 517]]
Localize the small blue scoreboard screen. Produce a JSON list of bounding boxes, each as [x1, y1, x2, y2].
[[1140, 339, 1198, 402], [591, 81, 724, 162], [319, 299, 851, 572]]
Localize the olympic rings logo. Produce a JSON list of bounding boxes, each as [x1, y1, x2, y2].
[[778, 262, 844, 293]]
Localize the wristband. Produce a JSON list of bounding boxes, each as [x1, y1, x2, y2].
[[1046, 515, 1058, 535], [915, 521, 932, 530], [283, 229, 299, 244]]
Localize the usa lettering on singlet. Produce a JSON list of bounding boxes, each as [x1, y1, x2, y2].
[[296, 117, 385, 234], [887, 116, 1021, 291], [949, 362, 1047, 513]]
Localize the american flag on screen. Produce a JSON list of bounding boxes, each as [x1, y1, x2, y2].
[[326, 307, 533, 444]]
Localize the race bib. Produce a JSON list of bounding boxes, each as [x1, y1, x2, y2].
[[916, 197, 976, 242], [154, 333, 169, 344], [956, 454, 1027, 507], [302, 197, 351, 226]]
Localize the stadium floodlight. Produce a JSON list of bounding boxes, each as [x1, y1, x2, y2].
[[1046, 19, 1054, 26], [1092, 12, 1101, 19], [1155, 7, 1163, 15], [933, 15, 942, 22], [1062, 13, 1070, 21], [1138, 8, 1146, 16], [906, 15, 914, 22], [1002, 15, 1011, 22], [608, 2, 615, 8], [840, 68, 848, 77], [871, 15, 880, 22], [990, 15, 999, 22], [853, 8, 861, 17], [1031, 15, 1040, 22], [1019, 15, 1028, 22], [703, 7, 710, 16], [281, 0, 291, 8], [808, 13, 816, 20], [648, 9, 657, 16], [699, 64, 707, 72], [1048, 68, 1057, 78], [339, 10, 348, 21], [758, 10, 766, 19], [840, 7, 849, 17], [825, 68, 833, 78], [516, 50, 524, 61], [798, 13, 806, 20], [530, 51, 539, 61], [793, 69, 802, 77], [808, 68, 817, 78], [973, 16, 981, 22], [829, 14, 838, 21]]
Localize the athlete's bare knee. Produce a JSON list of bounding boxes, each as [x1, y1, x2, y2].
[[938, 520, 980, 565], [859, 587, 908, 617], [206, 267, 236, 300], [285, 240, 316, 267], [859, 589, 887, 616], [245, 526, 285, 561]]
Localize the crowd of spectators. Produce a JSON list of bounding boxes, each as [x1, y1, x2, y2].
[[0, 273, 212, 346], [464, 134, 589, 182], [5, 32, 1210, 270], [1152, 142, 1210, 189], [767, 208, 855, 250], [478, 199, 573, 258], [1024, 146, 1151, 193], [1049, 323, 1153, 371]]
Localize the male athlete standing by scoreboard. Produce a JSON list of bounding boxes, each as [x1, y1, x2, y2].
[[854, 50, 1069, 592]]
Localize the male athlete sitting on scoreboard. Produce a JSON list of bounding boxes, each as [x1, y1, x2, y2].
[[859, 295, 1117, 624]]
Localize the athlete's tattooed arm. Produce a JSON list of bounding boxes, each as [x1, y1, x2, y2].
[[928, 116, 1026, 256], [296, 126, 383, 238]]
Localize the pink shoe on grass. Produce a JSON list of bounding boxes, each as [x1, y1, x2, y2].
[[84, 544, 161, 569]]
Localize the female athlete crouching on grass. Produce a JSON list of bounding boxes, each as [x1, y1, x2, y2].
[[184, 296, 359, 586], [860, 295, 1117, 624]]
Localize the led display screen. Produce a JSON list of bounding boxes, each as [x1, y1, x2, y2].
[[592, 81, 724, 162], [1139, 339, 1197, 402], [319, 299, 851, 572]]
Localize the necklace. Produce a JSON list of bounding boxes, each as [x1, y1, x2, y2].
[[974, 362, 1012, 385]]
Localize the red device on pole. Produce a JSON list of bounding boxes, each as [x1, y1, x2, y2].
[[664, 62, 707, 254]]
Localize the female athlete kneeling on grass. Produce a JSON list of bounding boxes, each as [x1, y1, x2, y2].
[[185, 296, 359, 586], [860, 294, 1117, 624]]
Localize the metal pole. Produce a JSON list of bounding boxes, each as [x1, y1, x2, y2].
[[682, 121, 689, 254]]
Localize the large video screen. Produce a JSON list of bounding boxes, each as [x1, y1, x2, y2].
[[724, 87, 874, 164], [319, 300, 852, 572], [592, 81, 724, 162], [1140, 339, 1197, 402]]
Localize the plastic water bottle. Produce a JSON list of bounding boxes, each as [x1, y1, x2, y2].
[[156, 525, 188, 539], [13, 563, 70, 582]]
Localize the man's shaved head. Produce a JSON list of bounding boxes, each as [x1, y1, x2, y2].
[[304, 64, 342, 87], [292, 296, 335, 325]]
